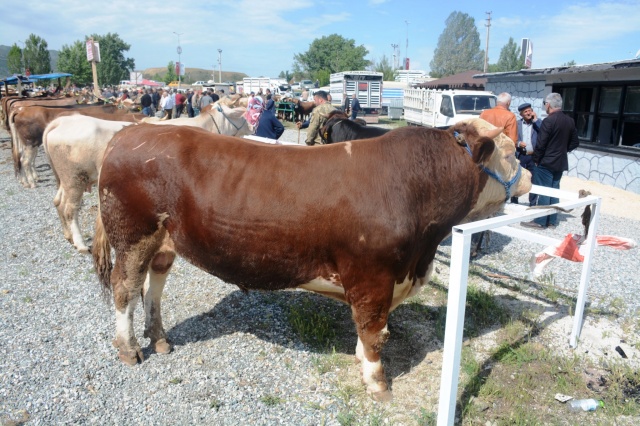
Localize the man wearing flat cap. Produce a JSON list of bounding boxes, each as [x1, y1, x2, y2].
[[515, 102, 542, 205]]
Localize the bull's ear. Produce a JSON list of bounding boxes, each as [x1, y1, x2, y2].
[[472, 136, 496, 164], [450, 121, 479, 143]]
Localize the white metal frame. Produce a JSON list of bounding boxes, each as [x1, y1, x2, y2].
[[437, 185, 601, 425]]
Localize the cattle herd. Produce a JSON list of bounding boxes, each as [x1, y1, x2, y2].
[[1, 91, 531, 401]]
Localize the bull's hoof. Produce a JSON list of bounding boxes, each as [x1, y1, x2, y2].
[[153, 338, 172, 354], [370, 389, 393, 402], [112, 337, 144, 365], [77, 246, 90, 255], [118, 347, 143, 366]]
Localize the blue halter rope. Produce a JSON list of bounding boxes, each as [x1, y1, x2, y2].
[[456, 131, 522, 202]]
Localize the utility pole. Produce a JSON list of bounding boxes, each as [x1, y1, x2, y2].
[[404, 21, 410, 70], [484, 12, 492, 73], [391, 43, 398, 70], [173, 32, 183, 90], [217, 49, 222, 83]]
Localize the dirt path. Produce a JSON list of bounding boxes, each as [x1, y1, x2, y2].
[[561, 176, 640, 221]]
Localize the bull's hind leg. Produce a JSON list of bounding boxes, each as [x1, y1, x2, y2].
[[22, 145, 39, 188], [64, 185, 90, 254], [349, 282, 394, 402], [111, 255, 146, 365], [53, 187, 73, 243], [143, 243, 176, 355]]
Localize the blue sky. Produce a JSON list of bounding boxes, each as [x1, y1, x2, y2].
[[2, 0, 639, 79]]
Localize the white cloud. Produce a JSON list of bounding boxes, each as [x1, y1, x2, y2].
[[490, 1, 640, 67]]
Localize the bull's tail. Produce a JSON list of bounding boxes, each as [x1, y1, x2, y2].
[[9, 110, 22, 178], [92, 209, 113, 297]]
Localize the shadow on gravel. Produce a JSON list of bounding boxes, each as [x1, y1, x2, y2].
[[165, 288, 445, 385]]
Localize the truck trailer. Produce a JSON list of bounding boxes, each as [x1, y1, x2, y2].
[[329, 71, 383, 122]]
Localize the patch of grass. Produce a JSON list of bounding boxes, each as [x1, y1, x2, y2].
[[209, 399, 223, 411], [415, 408, 436, 425], [22, 296, 33, 303], [463, 283, 508, 337], [312, 348, 350, 375], [260, 394, 284, 406], [169, 377, 182, 384], [288, 296, 336, 350], [460, 336, 640, 425], [336, 410, 356, 426]]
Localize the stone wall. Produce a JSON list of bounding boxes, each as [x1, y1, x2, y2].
[[569, 149, 640, 194], [486, 79, 640, 194]]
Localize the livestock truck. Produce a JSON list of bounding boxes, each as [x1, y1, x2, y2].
[[403, 88, 497, 128], [329, 71, 383, 122], [240, 78, 288, 95]]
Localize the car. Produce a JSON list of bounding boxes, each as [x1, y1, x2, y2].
[[300, 80, 313, 89], [192, 81, 207, 86], [290, 82, 300, 91]]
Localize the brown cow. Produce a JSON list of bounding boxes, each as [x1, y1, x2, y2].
[[1, 95, 79, 130], [10, 104, 144, 187], [92, 121, 531, 401], [291, 98, 315, 122]]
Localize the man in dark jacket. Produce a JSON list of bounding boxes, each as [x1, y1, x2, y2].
[[513, 103, 542, 205], [522, 93, 579, 229], [350, 93, 361, 120], [140, 89, 153, 117]]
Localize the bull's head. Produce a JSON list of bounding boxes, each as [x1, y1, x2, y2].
[[452, 119, 532, 220]]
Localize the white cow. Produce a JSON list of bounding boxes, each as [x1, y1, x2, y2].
[[44, 105, 252, 253]]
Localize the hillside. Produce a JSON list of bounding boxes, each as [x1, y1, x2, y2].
[[142, 67, 248, 84], [0, 45, 59, 77]]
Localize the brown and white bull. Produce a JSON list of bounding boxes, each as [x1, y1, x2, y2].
[[44, 105, 252, 253], [92, 121, 531, 401]]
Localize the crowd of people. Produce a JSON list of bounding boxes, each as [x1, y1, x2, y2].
[[100, 85, 225, 120], [479, 92, 580, 229]]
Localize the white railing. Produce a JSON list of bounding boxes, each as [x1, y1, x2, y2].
[[437, 185, 601, 425]]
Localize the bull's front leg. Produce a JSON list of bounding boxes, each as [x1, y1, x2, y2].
[[143, 249, 175, 355], [350, 291, 393, 402]]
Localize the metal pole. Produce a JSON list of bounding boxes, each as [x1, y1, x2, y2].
[[173, 32, 183, 90], [404, 21, 409, 70], [484, 12, 492, 73], [391, 43, 398, 70], [218, 49, 222, 84]]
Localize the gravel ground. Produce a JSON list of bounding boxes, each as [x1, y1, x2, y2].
[[1, 125, 638, 425]]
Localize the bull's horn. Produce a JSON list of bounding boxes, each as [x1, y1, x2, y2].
[[480, 127, 503, 139]]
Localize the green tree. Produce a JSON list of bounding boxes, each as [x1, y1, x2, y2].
[[492, 37, 524, 72], [164, 61, 177, 84], [293, 34, 369, 81], [562, 60, 577, 67], [89, 33, 135, 86], [57, 41, 93, 85], [371, 54, 395, 80], [278, 70, 293, 83], [429, 11, 484, 78], [7, 44, 23, 74], [24, 34, 52, 75]]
